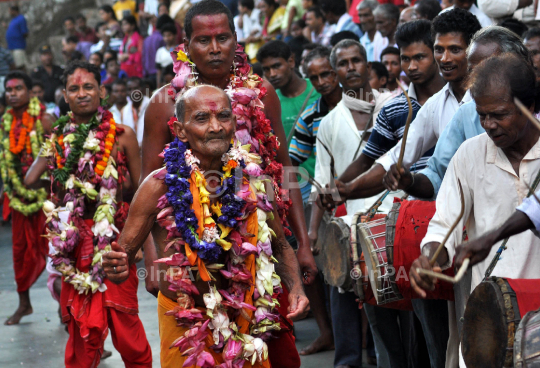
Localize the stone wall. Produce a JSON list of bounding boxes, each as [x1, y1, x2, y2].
[[0, 0, 114, 69]]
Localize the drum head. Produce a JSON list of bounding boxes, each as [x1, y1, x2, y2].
[[462, 281, 508, 368], [321, 218, 351, 290]]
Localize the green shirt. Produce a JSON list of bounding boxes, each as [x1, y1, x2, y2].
[[276, 79, 320, 199]]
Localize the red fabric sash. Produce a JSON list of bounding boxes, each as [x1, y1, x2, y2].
[[506, 279, 540, 317], [268, 286, 301, 368], [393, 199, 455, 301], [11, 209, 48, 292], [61, 218, 139, 350]]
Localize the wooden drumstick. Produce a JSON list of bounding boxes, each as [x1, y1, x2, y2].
[[429, 179, 465, 267], [417, 258, 470, 284], [396, 79, 413, 171], [515, 97, 540, 132]]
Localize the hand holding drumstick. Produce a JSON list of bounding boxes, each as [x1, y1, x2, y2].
[[410, 180, 470, 297]]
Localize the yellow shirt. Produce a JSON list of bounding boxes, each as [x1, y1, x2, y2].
[[113, 0, 138, 21]]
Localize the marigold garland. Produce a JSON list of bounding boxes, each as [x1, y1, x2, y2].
[[156, 138, 282, 367], [41, 107, 124, 294], [169, 43, 293, 234], [50, 109, 117, 184], [0, 97, 47, 216]]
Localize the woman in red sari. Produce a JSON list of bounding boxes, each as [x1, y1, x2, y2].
[[119, 15, 143, 78]]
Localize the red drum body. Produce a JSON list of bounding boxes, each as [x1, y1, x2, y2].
[[462, 278, 540, 368], [387, 200, 455, 301], [355, 199, 454, 307]]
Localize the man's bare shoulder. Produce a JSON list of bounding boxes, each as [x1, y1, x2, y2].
[[116, 123, 138, 146], [41, 112, 55, 134], [133, 169, 168, 209], [148, 84, 175, 108]]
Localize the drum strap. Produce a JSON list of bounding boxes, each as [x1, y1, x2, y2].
[[483, 170, 540, 280]]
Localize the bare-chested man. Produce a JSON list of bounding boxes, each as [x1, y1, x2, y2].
[[25, 61, 152, 368], [139, 1, 317, 300], [103, 85, 309, 367]]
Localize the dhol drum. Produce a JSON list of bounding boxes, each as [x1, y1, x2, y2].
[[319, 214, 354, 291], [355, 199, 455, 306], [515, 308, 540, 367], [462, 278, 540, 368]]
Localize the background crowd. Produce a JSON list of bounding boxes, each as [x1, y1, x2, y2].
[[3, 0, 540, 367]]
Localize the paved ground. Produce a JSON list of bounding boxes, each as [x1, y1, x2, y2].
[[0, 222, 375, 367]]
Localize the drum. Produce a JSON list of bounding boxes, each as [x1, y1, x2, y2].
[[320, 215, 353, 291], [462, 277, 522, 368], [355, 213, 402, 304], [514, 308, 540, 367], [463, 278, 540, 368], [386, 200, 455, 301], [355, 199, 454, 305]]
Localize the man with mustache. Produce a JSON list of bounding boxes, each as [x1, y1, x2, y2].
[[321, 19, 448, 367], [102, 84, 309, 367], [138, 1, 315, 367], [327, 9, 481, 208], [312, 38, 394, 368], [289, 46, 341, 357], [24, 61, 152, 367], [257, 40, 321, 202], [140, 0, 317, 299], [2, 71, 53, 325], [410, 52, 540, 368], [383, 27, 531, 201]]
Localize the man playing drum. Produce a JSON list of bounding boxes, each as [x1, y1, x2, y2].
[[310, 38, 396, 368], [410, 53, 540, 367]]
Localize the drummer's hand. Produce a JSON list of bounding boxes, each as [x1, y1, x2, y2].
[[383, 164, 413, 191], [320, 180, 348, 211], [409, 255, 441, 298], [296, 242, 318, 285], [102, 242, 130, 284], [455, 232, 497, 269]]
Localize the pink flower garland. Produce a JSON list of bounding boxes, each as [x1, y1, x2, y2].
[[168, 43, 292, 234]]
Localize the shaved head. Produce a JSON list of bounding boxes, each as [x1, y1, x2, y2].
[[173, 85, 236, 163], [175, 85, 231, 122]]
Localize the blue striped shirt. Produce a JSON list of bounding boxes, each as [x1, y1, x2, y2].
[[363, 91, 434, 172]]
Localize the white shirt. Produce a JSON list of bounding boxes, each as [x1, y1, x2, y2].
[[110, 96, 151, 145], [313, 90, 397, 223], [361, 31, 388, 62], [155, 46, 174, 69], [90, 39, 123, 54], [235, 9, 262, 42], [377, 83, 472, 171], [421, 133, 540, 292], [441, 4, 493, 28], [478, 0, 536, 23]]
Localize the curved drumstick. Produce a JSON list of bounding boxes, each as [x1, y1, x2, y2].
[[396, 79, 413, 171], [429, 179, 465, 267], [514, 97, 540, 131], [417, 258, 470, 284]]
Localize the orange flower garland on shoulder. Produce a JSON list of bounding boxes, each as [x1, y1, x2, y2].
[[95, 119, 116, 176], [9, 110, 35, 155]]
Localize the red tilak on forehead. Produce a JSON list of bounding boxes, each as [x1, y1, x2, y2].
[[6, 79, 19, 89]]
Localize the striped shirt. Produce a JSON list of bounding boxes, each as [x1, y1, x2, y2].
[[363, 85, 434, 172], [289, 97, 330, 170]]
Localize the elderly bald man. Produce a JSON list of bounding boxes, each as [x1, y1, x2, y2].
[[102, 85, 309, 368]]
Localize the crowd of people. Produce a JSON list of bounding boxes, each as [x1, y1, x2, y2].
[[4, 0, 540, 367]]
